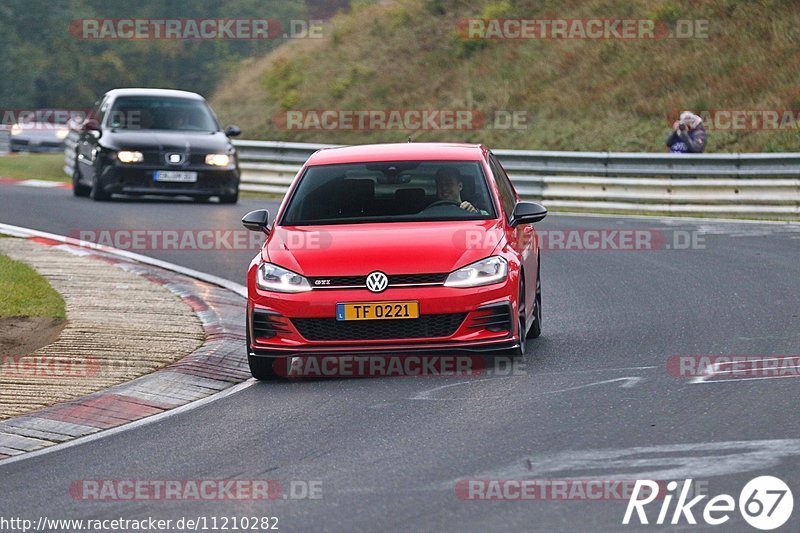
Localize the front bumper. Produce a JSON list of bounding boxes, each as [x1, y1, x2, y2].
[[247, 280, 520, 358], [98, 164, 240, 197]]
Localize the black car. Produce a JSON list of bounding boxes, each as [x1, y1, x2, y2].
[[72, 88, 241, 203]]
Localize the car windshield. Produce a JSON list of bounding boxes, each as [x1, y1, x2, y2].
[[280, 161, 497, 225], [106, 96, 220, 132]]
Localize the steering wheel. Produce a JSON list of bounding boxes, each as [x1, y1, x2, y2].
[[424, 200, 462, 210]]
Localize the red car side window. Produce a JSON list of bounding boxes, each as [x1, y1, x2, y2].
[[489, 155, 516, 220]]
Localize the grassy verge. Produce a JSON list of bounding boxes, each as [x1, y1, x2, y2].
[[0, 153, 68, 183], [0, 252, 66, 318]]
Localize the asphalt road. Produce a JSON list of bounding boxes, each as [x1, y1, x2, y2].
[[1, 184, 799, 532]]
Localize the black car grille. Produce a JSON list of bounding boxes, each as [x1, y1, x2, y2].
[[468, 304, 512, 332], [308, 273, 448, 288], [291, 313, 467, 341], [116, 170, 236, 190], [252, 310, 291, 340]]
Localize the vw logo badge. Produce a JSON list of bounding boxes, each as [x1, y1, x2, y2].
[[167, 153, 184, 164], [365, 271, 389, 293]]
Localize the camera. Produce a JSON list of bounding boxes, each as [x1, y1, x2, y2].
[[678, 123, 687, 132]]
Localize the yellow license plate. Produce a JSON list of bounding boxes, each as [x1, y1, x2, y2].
[[336, 301, 419, 321]]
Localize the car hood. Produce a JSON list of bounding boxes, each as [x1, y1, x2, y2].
[[100, 130, 231, 152], [264, 220, 505, 276]]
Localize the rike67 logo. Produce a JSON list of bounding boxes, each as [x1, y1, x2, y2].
[[623, 476, 793, 530]]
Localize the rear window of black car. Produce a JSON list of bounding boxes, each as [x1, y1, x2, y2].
[[106, 96, 220, 132], [280, 161, 497, 225]]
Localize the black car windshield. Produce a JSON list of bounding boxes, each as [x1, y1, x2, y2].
[[106, 96, 220, 132], [280, 161, 497, 225]]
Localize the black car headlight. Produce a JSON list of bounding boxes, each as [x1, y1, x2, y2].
[[205, 154, 231, 166], [116, 150, 144, 164]]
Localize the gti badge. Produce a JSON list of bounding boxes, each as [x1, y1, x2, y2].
[[366, 271, 389, 293]]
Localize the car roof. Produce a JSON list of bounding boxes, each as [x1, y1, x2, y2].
[[103, 88, 206, 101], [305, 143, 489, 166]]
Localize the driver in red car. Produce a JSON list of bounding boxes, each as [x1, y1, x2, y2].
[[435, 167, 485, 213]]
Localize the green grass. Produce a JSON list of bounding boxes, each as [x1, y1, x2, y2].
[[211, 0, 800, 153], [0, 154, 68, 182], [0, 253, 66, 318]]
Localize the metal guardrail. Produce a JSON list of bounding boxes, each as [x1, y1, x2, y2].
[[63, 130, 78, 177], [232, 140, 800, 218], [60, 135, 800, 217], [0, 127, 10, 155]]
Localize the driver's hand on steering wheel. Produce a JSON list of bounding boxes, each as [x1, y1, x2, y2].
[[460, 201, 478, 213]]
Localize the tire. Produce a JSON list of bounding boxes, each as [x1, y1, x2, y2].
[[219, 189, 239, 204], [507, 279, 527, 358], [72, 162, 90, 198], [90, 167, 110, 202], [527, 265, 542, 339]]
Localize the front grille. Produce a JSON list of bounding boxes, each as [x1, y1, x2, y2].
[[117, 170, 235, 190], [468, 304, 512, 332], [252, 310, 291, 340], [389, 273, 448, 284], [291, 313, 467, 341], [308, 273, 447, 289]]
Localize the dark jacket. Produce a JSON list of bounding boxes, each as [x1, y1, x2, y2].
[[666, 125, 707, 153]]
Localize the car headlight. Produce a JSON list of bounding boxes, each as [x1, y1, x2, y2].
[[257, 263, 311, 293], [205, 154, 230, 166], [117, 150, 144, 164], [55, 128, 70, 140], [10, 124, 22, 136], [444, 256, 508, 288]]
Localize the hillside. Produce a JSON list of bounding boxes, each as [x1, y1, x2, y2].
[[211, 0, 800, 152]]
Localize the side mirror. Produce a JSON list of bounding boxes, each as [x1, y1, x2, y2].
[[82, 118, 101, 138], [224, 125, 241, 137], [82, 118, 100, 132], [510, 202, 547, 227], [242, 209, 270, 233]]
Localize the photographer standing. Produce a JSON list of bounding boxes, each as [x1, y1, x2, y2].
[[667, 111, 707, 153]]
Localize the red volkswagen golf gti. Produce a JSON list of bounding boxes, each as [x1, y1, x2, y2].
[[242, 143, 547, 379]]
